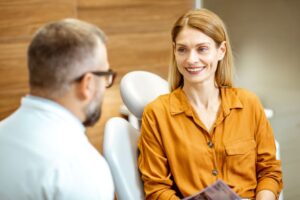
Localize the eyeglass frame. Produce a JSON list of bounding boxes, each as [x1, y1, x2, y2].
[[74, 69, 117, 88]]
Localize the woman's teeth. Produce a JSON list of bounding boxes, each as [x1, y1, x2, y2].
[[186, 67, 204, 72]]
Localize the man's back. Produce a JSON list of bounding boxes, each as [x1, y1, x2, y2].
[[0, 96, 114, 200]]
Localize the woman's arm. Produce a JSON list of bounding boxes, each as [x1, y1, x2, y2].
[[254, 96, 283, 198], [256, 190, 276, 200], [138, 106, 180, 200]]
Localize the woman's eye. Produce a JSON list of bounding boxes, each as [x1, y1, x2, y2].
[[177, 48, 186, 53], [198, 47, 209, 52]]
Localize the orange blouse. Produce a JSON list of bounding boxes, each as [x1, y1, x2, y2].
[[138, 87, 283, 199]]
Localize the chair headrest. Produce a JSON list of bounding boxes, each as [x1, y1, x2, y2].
[[120, 71, 169, 119]]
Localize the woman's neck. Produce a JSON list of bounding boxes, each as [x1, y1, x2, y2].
[[182, 80, 220, 110]]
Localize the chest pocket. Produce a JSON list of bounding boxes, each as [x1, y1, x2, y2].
[[224, 139, 257, 195], [225, 139, 256, 156]]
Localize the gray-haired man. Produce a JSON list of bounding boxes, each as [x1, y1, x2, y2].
[[0, 19, 115, 200]]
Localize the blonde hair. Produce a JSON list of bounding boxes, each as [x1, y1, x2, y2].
[[168, 8, 234, 91]]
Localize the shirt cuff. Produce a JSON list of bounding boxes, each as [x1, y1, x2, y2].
[[256, 178, 281, 198], [156, 190, 180, 200]]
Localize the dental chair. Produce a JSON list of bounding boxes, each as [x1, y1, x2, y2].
[[103, 71, 169, 200], [103, 117, 144, 200], [120, 70, 169, 129]]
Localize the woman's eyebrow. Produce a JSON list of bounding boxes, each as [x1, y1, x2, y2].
[[175, 42, 211, 47]]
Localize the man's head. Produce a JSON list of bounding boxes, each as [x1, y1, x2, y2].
[[28, 18, 115, 126]]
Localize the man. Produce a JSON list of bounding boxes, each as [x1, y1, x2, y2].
[[0, 19, 115, 199]]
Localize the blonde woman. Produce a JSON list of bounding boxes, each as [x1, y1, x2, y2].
[[138, 9, 283, 200]]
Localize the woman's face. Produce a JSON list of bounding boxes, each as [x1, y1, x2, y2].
[[174, 26, 225, 87]]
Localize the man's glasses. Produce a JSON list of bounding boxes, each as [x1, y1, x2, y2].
[[75, 69, 117, 88]]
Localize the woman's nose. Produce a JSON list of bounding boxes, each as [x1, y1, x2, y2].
[[187, 49, 198, 64]]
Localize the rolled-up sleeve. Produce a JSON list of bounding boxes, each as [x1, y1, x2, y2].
[[138, 106, 180, 200], [254, 97, 283, 197]]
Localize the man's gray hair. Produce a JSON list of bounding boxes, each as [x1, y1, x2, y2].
[[28, 18, 107, 97]]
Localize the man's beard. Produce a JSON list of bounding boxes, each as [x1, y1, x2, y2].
[[83, 108, 101, 127], [83, 100, 102, 127]]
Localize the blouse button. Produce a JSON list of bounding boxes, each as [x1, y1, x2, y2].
[[212, 169, 218, 176], [207, 141, 214, 148]]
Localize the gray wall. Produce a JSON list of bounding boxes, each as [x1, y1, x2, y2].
[[203, 0, 300, 199]]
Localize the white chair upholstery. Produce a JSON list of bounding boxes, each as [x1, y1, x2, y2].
[[103, 117, 144, 200], [120, 71, 169, 120], [264, 109, 283, 200], [103, 71, 169, 200], [275, 139, 283, 200]]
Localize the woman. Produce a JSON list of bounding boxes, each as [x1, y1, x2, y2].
[[138, 9, 283, 200]]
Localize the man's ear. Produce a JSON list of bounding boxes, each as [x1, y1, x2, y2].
[[76, 73, 95, 101], [218, 41, 226, 61]]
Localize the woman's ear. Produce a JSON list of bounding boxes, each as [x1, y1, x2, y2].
[[218, 41, 226, 61], [76, 73, 95, 101]]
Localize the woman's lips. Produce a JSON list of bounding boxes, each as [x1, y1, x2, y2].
[[185, 66, 205, 74]]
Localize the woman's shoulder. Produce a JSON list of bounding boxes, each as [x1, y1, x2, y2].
[[143, 93, 171, 114], [224, 87, 260, 103]]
